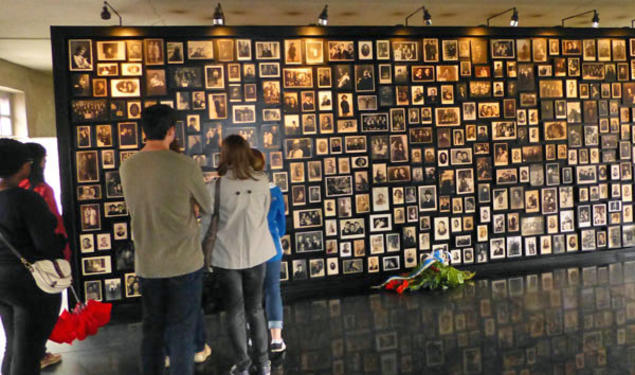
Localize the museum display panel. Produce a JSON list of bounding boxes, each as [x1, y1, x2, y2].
[[51, 26, 635, 303]]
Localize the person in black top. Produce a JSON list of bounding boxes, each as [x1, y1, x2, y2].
[[0, 138, 65, 375]]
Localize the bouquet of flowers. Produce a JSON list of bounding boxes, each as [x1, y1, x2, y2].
[[374, 249, 475, 294]]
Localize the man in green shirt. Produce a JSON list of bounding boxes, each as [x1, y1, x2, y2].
[[120, 104, 211, 375]]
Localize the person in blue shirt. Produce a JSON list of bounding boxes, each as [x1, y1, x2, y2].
[[251, 149, 286, 353]]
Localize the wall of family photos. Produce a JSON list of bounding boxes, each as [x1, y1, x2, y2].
[[51, 26, 635, 303]]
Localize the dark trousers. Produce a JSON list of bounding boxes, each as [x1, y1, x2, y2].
[[0, 263, 61, 375], [140, 268, 203, 375], [216, 264, 268, 370], [165, 307, 207, 355]]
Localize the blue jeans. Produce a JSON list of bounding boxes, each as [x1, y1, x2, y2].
[[140, 268, 203, 375], [264, 259, 283, 329], [165, 308, 207, 356]]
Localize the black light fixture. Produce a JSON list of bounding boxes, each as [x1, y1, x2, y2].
[[100, 1, 122, 26], [213, 3, 225, 26], [405, 5, 432, 26], [561, 9, 599, 28], [318, 5, 328, 26], [486, 7, 519, 27]]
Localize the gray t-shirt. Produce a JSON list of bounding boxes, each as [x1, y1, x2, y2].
[[120, 150, 211, 278]]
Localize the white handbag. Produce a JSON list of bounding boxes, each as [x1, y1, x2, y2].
[[0, 230, 72, 294]]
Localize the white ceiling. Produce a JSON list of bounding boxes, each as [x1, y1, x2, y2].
[[1, 0, 634, 72]]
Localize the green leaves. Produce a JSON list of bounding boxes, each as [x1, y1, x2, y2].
[[404, 261, 475, 292]]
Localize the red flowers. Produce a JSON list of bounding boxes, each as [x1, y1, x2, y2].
[[396, 280, 409, 294]]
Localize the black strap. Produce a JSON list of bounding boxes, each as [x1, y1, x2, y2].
[[213, 177, 221, 219]]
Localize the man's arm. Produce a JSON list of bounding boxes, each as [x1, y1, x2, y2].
[[190, 164, 212, 215]]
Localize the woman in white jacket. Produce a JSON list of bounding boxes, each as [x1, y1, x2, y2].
[[201, 135, 276, 375]]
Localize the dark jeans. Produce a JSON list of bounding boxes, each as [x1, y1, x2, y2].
[[165, 307, 207, 355], [216, 264, 268, 370], [0, 263, 61, 375], [140, 268, 203, 375]]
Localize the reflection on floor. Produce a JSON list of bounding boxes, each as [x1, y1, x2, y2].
[[34, 260, 635, 374]]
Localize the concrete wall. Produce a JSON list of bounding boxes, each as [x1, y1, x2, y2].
[[0, 59, 55, 137]]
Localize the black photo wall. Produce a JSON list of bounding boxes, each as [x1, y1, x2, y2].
[[51, 26, 635, 304]]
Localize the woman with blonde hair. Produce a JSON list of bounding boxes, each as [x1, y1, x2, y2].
[[202, 135, 276, 375]]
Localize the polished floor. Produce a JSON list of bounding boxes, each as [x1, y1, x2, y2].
[[19, 260, 635, 374]]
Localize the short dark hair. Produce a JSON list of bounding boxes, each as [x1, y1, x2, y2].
[[0, 138, 30, 178], [141, 104, 176, 140]]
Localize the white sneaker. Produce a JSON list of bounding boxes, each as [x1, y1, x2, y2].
[[194, 344, 212, 363]]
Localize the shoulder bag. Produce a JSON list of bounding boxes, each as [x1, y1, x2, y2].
[[0, 229, 72, 294], [202, 177, 221, 268]]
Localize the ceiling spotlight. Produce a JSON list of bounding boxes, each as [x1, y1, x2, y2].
[[100, 1, 122, 26], [592, 10, 599, 28], [561, 9, 599, 28], [405, 5, 432, 27], [510, 8, 519, 27], [423, 8, 432, 25], [318, 5, 328, 26], [213, 3, 225, 26], [486, 7, 518, 27]]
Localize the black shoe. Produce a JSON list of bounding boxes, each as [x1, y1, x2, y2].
[[270, 341, 286, 353], [257, 361, 271, 375]]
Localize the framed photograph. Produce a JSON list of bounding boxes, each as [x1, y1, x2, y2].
[[104, 278, 122, 301], [204, 65, 225, 89], [255, 41, 280, 60], [369, 214, 392, 232], [293, 208, 323, 230], [118, 122, 138, 149], [328, 41, 354, 61], [166, 41, 184, 64], [284, 39, 303, 64], [144, 38, 164, 65], [187, 40, 214, 60], [436, 65, 459, 82], [110, 79, 140, 97], [325, 176, 353, 197], [124, 273, 141, 298], [69, 39, 93, 71], [84, 280, 102, 301], [375, 40, 390, 60], [104, 201, 127, 217], [216, 39, 234, 61], [491, 39, 515, 59], [96, 41, 126, 61], [305, 39, 324, 64], [392, 41, 418, 61], [435, 107, 461, 126], [82, 256, 111, 276], [76, 150, 99, 183], [544, 121, 567, 140], [283, 68, 313, 89], [235, 39, 252, 61], [577, 165, 597, 184], [146, 69, 167, 96], [295, 231, 323, 253], [232, 105, 256, 124]]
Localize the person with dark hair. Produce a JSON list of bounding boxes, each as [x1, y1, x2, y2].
[[17, 142, 69, 369], [200, 136, 276, 375], [0, 138, 66, 375], [251, 149, 287, 353], [120, 104, 212, 375]]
